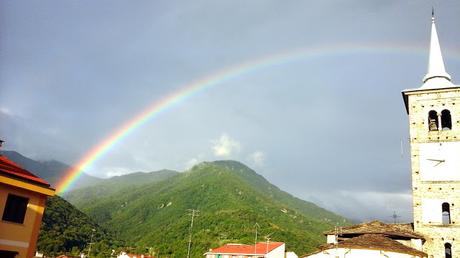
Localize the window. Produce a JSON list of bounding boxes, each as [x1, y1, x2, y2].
[[445, 243, 452, 258], [428, 110, 439, 131], [0, 250, 18, 258], [2, 194, 29, 224], [442, 202, 451, 225], [441, 109, 452, 130]]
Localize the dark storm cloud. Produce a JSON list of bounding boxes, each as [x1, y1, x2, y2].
[[1, 0, 460, 221]]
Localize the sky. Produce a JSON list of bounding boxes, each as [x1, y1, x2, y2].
[[1, 0, 460, 222]]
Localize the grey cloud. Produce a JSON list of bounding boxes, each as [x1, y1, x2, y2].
[[1, 1, 460, 222]]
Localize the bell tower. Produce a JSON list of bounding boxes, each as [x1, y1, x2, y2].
[[402, 13, 460, 258]]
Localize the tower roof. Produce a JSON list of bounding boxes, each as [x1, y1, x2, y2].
[[420, 11, 454, 89], [401, 11, 459, 114]]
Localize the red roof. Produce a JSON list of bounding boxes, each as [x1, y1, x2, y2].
[[0, 155, 50, 186], [209, 242, 284, 255], [126, 254, 153, 258]]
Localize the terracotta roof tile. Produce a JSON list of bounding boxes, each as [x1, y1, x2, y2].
[[324, 220, 425, 239], [209, 242, 284, 255], [311, 234, 427, 257], [0, 155, 50, 186]]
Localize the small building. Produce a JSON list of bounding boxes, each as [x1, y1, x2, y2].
[[303, 221, 427, 258], [204, 242, 285, 258], [117, 252, 153, 258], [0, 150, 55, 258]]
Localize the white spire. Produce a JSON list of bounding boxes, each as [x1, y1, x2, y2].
[[421, 10, 454, 89]]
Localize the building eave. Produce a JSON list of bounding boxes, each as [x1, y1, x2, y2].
[[0, 174, 55, 196], [401, 85, 460, 114]]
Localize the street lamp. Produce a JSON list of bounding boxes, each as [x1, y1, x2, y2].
[[88, 229, 96, 258]]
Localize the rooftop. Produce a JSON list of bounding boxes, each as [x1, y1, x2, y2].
[[310, 234, 427, 257], [0, 154, 51, 187], [324, 220, 424, 240], [207, 242, 284, 255]]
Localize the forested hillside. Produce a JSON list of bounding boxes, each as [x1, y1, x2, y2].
[[69, 160, 349, 257], [38, 196, 123, 257]]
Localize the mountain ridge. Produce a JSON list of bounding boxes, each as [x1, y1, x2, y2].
[[65, 169, 179, 206], [1, 151, 349, 256], [69, 160, 349, 257]]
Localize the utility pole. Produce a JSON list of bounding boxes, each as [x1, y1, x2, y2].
[[88, 228, 96, 258], [254, 222, 260, 255], [334, 225, 341, 257], [391, 211, 401, 223], [265, 236, 270, 254], [186, 209, 200, 258]]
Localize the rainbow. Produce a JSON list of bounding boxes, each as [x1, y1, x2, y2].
[[55, 43, 460, 194]]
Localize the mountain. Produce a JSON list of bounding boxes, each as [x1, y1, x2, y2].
[[0, 150, 102, 189], [64, 169, 179, 206], [70, 160, 349, 257], [38, 195, 123, 257]]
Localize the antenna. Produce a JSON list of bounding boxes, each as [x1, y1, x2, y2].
[[264, 233, 273, 254], [391, 211, 401, 223], [186, 209, 200, 258], [334, 225, 339, 257]]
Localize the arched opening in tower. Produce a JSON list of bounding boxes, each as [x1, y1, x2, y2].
[[428, 110, 439, 131], [442, 202, 451, 225], [445, 243, 452, 258], [441, 109, 452, 130]]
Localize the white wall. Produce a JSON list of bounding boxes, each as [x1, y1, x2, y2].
[[266, 243, 285, 258], [419, 142, 460, 181], [326, 235, 337, 244], [421, 198, 444, 224], [286, 252, 298, 258]]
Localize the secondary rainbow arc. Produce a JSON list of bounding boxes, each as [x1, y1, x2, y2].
[[55, 44, 460, 194]]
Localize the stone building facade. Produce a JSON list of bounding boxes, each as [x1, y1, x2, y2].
[[402, 15, 460, 258], [304, 13, 459, 258]]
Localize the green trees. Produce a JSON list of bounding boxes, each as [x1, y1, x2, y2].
[[67, 160, 349, 257], [37, 196, 123, 257]]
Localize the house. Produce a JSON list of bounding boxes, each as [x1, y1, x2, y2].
[[0, 143, 55, 258], [117, 251, 153, 258], [204, 242, 285, 258], [303, 221, 427, 258]]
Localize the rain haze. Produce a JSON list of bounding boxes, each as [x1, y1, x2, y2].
[[1, 1, 460, 222]]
